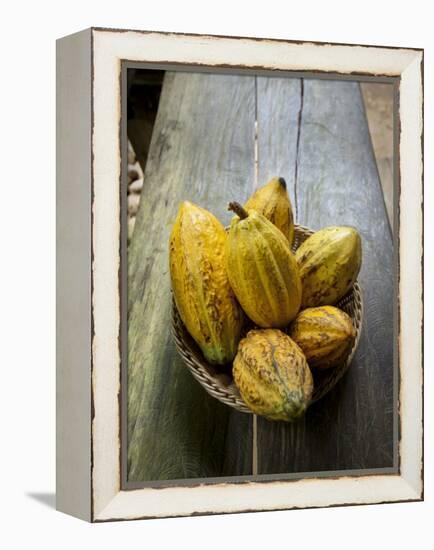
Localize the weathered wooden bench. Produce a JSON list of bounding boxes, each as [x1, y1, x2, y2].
[[127, 71, 394, 482]]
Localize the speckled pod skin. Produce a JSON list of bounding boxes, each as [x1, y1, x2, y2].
[[289, 306, 356, 369], [226, 209, 302, 328], [244, 177, 295, 246], [295, 226, 362, 308], [233, 329, 313, 421], [169, 201, 244, 365]]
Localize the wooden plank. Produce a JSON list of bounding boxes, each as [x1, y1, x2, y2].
[[127, 72, 255, 482], [257, 79, 394, 474]]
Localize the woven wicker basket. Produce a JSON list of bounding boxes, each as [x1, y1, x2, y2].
[[172, 223, 363, 414]]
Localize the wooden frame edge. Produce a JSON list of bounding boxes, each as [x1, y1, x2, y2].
[[56, 27, 93, 522]]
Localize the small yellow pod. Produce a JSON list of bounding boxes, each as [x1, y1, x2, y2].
[[244, 176, 295, 245], [295, 226, 362, 308], [289, 306, 356, 369], [233, 328, 313, 421]]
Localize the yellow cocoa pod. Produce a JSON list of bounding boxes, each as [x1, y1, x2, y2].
[[289, 306, 356, 369], [295, 226, 362, 308], [244, 177, 295, 245], [226, 202, 302, 328], [169, 201, 244, 365], [233, 329, 313, 421]]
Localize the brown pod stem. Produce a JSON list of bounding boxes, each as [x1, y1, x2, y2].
[[278, 177, 287, 189], [228, 201, 249, 219]]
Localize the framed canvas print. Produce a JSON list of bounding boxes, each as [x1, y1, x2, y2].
[[56, 27, 424, 522]]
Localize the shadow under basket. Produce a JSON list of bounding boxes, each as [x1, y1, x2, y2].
[[172, 224, 364, 415]]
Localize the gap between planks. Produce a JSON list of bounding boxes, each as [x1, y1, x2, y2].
[[293, 79, 305, 222], [250, 76, 304, 476], [252, 75, 258, 476]]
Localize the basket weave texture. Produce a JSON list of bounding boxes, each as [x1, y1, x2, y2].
[[172, 224, 363, 414]]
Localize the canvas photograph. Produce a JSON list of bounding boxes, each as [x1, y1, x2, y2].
[[56, 28, 423, 521], [124, 67, 397, 486]]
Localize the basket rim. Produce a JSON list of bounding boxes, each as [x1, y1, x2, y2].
[[172, 223, 364, 416]]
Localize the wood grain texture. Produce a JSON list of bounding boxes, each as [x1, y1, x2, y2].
[[257, 79, 394, 474], [127, 72, 255, 481], [256, 76, 301, 198]]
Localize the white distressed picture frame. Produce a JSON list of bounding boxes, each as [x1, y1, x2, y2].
[[56, 28, 423, 522]]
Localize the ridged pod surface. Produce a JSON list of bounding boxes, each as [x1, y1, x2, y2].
[[233, 329, 313, 421], [295, 226, 362, 308], [289, 306, 356, 369], [244, 177, 295, 245], [169, 201, 244, 365], [226, 203, 302, 328]]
